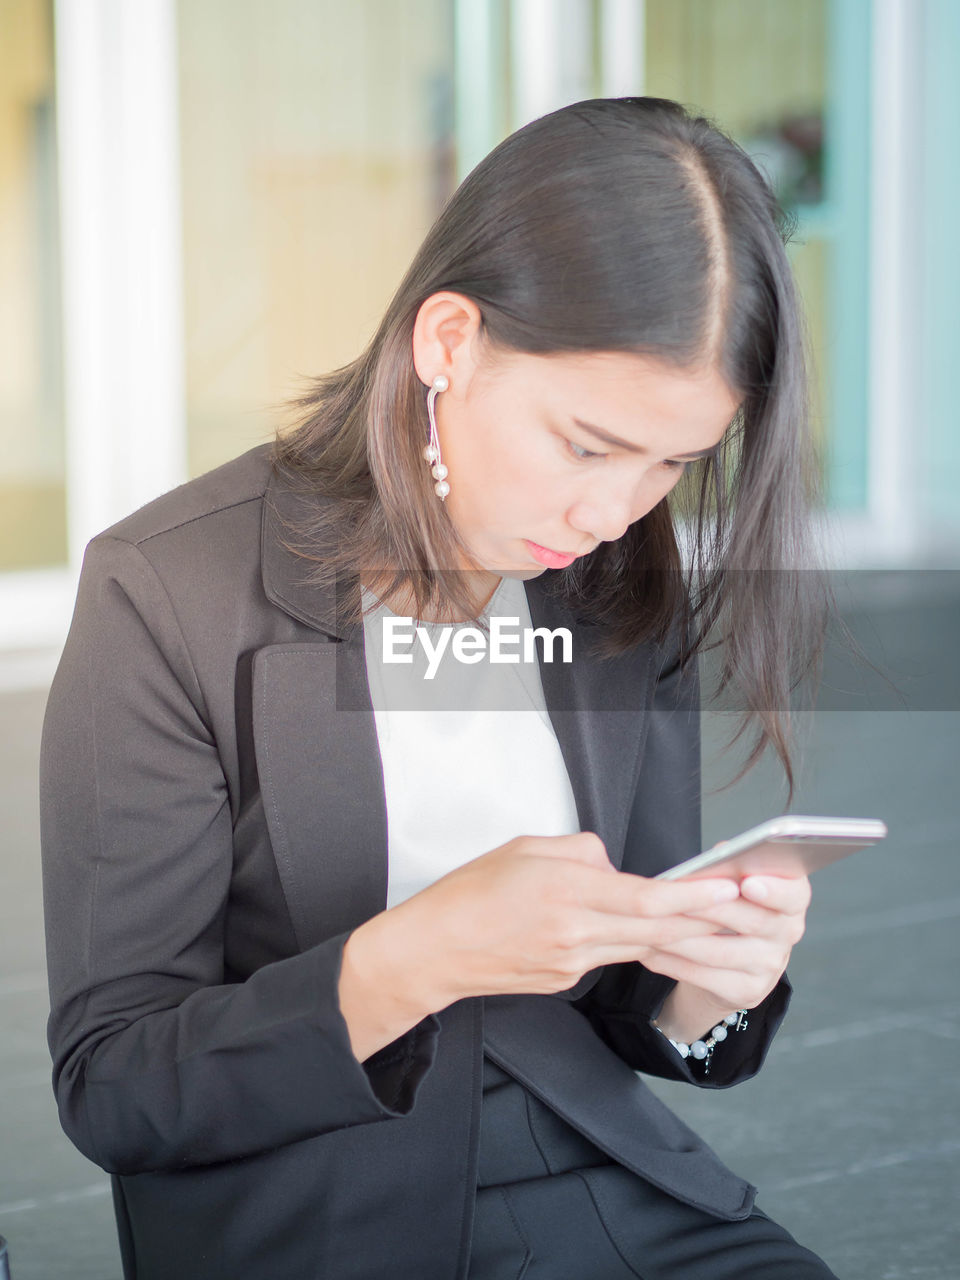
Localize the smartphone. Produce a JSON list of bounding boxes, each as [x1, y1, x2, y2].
[[655, 815, 888, 881]]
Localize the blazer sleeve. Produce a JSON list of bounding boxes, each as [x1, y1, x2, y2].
[[39, 535, 440, 1176], [572, 626, 792, 1090]]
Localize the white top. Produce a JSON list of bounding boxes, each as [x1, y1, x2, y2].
[[361, 576, 581, 909]]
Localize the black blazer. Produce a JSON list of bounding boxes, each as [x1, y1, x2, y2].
[[39, 445, 790, 1280]]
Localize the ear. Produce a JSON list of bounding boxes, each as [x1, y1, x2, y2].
[[411, 292, 484, 389]]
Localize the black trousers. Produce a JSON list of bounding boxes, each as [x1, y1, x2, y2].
[[468, 1059, 839, 1280]]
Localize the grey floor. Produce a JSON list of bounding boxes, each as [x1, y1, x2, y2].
[[1, 571, 958, 1279]]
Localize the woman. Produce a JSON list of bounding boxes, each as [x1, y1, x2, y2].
[[40, 98, 835, 1278]]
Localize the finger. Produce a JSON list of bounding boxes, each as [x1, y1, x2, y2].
[[684, 898, 807, 943], [562, 918, 739, 974], [640, 949, 774, 1009], [739, 874, 811, 914], [573, 868, 741, 918], [533, 859, 736, 916], [578, 908, 727, 952], [651, 932, 786, 974]]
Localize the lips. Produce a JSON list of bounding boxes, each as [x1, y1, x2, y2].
[[523, 540, 579, 570]]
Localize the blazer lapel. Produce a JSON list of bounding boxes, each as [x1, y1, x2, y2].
[[252, 637, 389, 952], [524, 577, 657, 873]]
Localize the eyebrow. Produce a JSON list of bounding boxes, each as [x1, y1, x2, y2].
[[570, 417, 721, 460]]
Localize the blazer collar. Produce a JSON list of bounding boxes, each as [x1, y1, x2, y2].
[[260, 464, 347, 638]]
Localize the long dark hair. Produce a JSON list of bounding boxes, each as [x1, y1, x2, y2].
[[274, 96, 828, 798]]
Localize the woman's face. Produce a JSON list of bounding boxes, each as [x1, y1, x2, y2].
[[431, 344, 741, 580]]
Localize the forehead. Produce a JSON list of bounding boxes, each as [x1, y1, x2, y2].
[[482, 348, 741, 447]]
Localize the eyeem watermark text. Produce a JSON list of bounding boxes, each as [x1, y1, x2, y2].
[[382, 615, 574, 680]]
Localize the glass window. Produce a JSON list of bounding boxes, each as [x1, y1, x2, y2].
[[0, 0, 66, 571], [645, 0, 869, 511], [176, 0, 455, 478]]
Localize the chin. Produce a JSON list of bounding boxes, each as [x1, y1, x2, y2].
[[464, 544, 546, 579]]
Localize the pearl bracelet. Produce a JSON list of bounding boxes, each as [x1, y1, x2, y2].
[[650, 1009, 749, 1076]]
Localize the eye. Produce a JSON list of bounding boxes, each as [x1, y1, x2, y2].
[[564, 439, 605, 462], [563, 437, 690, 471]]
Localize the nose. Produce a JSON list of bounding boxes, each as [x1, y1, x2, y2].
[[568, 466, 677, 545], [567, 493, 635, 544]]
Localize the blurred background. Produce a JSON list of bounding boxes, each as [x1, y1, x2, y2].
[[1, 1, 958, 1277]]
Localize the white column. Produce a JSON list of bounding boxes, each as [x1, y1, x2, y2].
[[864, 0, 923, 562], [511, 0, 595, 128], [455, 1, 645, 187], [600, 0, 645, 98], [511, 0, 556, 127], [0, 0, 187, 664], [54, 0, 187, 571]]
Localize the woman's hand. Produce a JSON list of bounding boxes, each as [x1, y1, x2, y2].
[[339, 832, 740, 1061], [395, 832, 743, 1004], [643, 873, 812, 1042]]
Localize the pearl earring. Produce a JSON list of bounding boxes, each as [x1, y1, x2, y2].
[[424, 374, 450, 501]]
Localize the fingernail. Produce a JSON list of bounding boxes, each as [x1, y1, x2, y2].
[[713, 881, 740, 902], [743, 877, 769, 900]]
